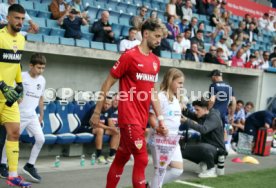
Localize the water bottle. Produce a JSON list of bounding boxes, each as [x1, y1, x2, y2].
[[217, 155, 225, 176], [54, 155, 60, 168], [80, 154, 85, 167], [91, 153, 96, 165]]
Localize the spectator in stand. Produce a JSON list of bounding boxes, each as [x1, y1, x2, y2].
[[176, 0, 184, 19], [91, 11, 114, 43], [173, 34, 185, 55], [131, 5, 147, 30], [244, 54, 256, 69], [220, 1, 227, 14], [266, 15, 275, 31], [221, 11, 233, 30], [190, 30, 205, 56], [0, 0, 39, 33], [166, 0, 178, 18], [68, 0, 88, 22], [231, 48, 245, 67], [210, 7, 220, 27], [50, 0, 70, 20], [216, 35, 230, 61], [178, 16, 189, 33], [166, 15, 179, 40], [251, 17, 259, 35], [253, 50, 263, 67], [212, 23, 227, 45], [185, 43, 203, 62], [182, 0, 193, 22], [229, 43, 237, 59], [258, 51, 270, 70], [269, 47, 276, 61], [189, 16, 198, 37], [245, 23, 257, 43], [181, 28, 191, 51], [150, 10, 157, 20], [243, 13, 252, 30], [207, 0, 219, 16], [231, 21, 247, 45], [119, 27, 141, 53], [204, 46, 220, 64], [58, 8, 87, 39], [244, 101, 254, 118], [241, 43, 251, 63], [216, 48, 226, 65], [258, 13, 269, 30]]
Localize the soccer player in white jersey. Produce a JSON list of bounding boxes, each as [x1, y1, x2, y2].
[[148, 68, 184, 187]]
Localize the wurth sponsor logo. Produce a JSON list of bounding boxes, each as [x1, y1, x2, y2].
[[136, 73, 156, 82], [3, 53, 22, 61]]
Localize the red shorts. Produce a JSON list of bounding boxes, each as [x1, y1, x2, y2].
[[119, 124, 147, 155]]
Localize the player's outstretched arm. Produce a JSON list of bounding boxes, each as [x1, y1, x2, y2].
[[90, 74, 117, 127]]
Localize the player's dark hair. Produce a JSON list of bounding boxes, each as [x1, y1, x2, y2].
[[192, 97, 209, 108], [141, 18, 164, 37], [129, 27, 137, 33], [30, 53, 47, 65], [8, 4, 25, 14], [237, 100, 244, 105], [245, 101, 254, 108]]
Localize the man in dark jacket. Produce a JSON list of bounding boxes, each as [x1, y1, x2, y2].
[[91, 10, 114, 43], [182, 98, 226, 178]]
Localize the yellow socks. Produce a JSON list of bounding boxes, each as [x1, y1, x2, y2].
[[6, 140, 19, 176]]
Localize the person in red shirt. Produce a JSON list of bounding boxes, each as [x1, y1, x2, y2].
[[244, 54, 256, 69], [90, 18, 167, 188], [231, 48, 245, 67]]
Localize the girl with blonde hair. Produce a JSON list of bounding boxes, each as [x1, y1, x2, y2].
[[149, 68, 185, 187]]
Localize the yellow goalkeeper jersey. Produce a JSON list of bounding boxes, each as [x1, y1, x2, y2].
[[0, 27, 25, 102]]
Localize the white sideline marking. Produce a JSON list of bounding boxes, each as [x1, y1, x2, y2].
[[175, 180, 213, 188]]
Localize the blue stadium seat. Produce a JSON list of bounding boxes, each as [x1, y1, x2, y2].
[[37, 11, 52, 19], [60, 37, 75, 46], [167, 39, 174, 49], [43, 35, 59, 44], [81, 25, 90, 33], [133, 0, 143, 6], [73, 101, 94, 143], [19, 0, 33, 9], [204, 43, 212, 52], [40, 101, 60, 144], [93, 0, 106, 9], [143, 2, 152, 9], [126, 5, 138, 16], [91, 41, 104, 50], [82, 32, 93, 41], [31, 17, 46, 27], [106, 1, 118, 11], [151, 2, 160, 10], [38, 26, 51, 35], [117, 3, 128, 13], [55, 101, 77, 144], [159, 2, 166, 10], [46, 19, 59, 28], [26, 33, 43, 42], [121, 26, 130, 37], [160, 51, 172, 58], [111, 23, 122, 40], [76, 39, 90, 48], [122, 0, 133, 4], [119, 14, 131, 26], [87, 7, 99, 23], [171, 53, 182, 60], [41, 0, 52, 3], [50, 28, 65, 37], [25, 9, 37, 17], [34, 2, 49, 12], [104, 43, 118, 52]]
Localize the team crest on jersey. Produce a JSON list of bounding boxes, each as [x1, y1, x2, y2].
[[12, 45, 18, 53], [134, 139, 143, 150], [153, 62, 157, 71], [37, 84, 41, 90], [113, 61, 120, 70]]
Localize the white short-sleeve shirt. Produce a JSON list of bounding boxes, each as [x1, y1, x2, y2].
[[19, 72, 46, 117]]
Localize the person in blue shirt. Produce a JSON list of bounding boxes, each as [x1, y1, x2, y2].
[[208, 69, 236, 126], [58, 8, 88, 39], [244, 110, 276, 140]]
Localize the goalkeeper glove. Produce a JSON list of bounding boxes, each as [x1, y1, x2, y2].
[[15, 82, 23, 99], [0, 80, 19, 104]]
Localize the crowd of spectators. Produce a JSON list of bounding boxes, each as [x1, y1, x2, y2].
[[1, 0, 275, 71]]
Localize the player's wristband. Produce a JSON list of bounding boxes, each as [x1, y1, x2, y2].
[[157, 115, 164, 121]]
